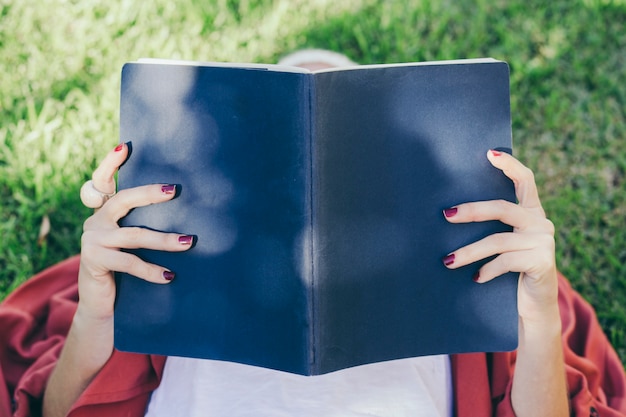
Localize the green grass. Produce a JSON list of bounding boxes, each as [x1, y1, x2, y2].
[[1, 0, 625, 364]]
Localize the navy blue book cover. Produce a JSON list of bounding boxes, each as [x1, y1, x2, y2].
[[115, 59, 518, 375]]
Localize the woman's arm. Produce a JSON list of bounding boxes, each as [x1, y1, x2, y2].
[[43, 143, 193, 417], [444, 150, 569, 417]]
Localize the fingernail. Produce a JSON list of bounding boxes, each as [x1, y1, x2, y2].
[[178, 235, 194, 245], [443, 254, 455, 266], [490, 149, 503, 157], [161, 184, 176, 194], [163, 271, 175, 281], [114, 143, 124, 152], [472, 271, 480, 282], [443, 207, 458, 218]]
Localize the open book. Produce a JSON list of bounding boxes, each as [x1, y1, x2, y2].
[[114, 58, 518, 375]]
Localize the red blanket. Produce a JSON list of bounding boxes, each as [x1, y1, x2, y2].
[[1, 256, 624, 416]]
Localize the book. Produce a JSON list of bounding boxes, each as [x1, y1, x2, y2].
[[115, 57, 519, 376]]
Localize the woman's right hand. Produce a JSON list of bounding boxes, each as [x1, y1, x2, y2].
[[77, 142, 193, 323], [44, 143, 193, 417]]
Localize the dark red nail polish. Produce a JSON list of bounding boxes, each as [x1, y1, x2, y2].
[[443, 207, 458, 218], [472, 271, 480, 282], [161, 184, 176, 194], [114, 143, 124, 152], [178, 235, 194, 245], [443, 254, 455, 266], [490, 149, 502, 157], [163, 271, 175, 281]]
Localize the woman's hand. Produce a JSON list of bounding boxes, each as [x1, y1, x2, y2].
[[442, 149, 558, 322], [443, 150, 568, 417], [44, 142, 193, 417], [78, 142, 193, 322]]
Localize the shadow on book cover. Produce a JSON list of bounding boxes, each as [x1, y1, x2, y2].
[[115, 58, 518, 375]]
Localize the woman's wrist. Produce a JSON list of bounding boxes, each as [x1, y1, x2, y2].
[[67, 306, 115, 376], [512, 304, 569, 417], [519, 305, 562, 337]]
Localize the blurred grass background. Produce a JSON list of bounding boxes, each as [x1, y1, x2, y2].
[[0, 0, 624, 364]]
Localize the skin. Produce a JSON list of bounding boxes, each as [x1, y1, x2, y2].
[[43, 143, 194, 416], [444, 150, 568, 416], [43, 146, 568, 417]]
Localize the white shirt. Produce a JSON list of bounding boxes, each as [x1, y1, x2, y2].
[[145, 355, 453, 417]]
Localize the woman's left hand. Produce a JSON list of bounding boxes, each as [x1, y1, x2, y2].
[[442, 149, 558, 324], [442, 150, 568, 416]]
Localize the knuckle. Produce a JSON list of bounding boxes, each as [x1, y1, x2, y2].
[[543, 218, 556, 235], [461, 203, 476, 220], [118, 252, 140, 272], [119, 254, 160, 282], [492, 254, 510, 273], [91, 164, 110, 184], [80, 236, 98, 258], [135, 261, 161, 282], [520, 166, 535, 183], [538, 251, 555, 271], [489, 232, 507, 248], [495, 199, 510, 210], [82, 215, 97, 231], [80, 231, 90, 247], [532, 237, 556, 269], [122, 227, 145, 243], [493, 199, 512, 216], [81, 230, 99, 248], [540, 233, 556, 251]]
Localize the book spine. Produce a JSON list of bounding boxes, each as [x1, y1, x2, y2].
[[306, 73, 317, 375]]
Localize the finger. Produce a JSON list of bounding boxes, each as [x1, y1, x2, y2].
[[91, 142, 129, 195], [443, 199, 541, 231], [81, 241, 178, 283], [486, 150, 544, 214], [444, 200, 555, 233], [83, 227, 195, 251], [472, 246, 555, 284], [94, 183, 178, 223], [442, 231, 553, 270], [106, 250, 178, 283]]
